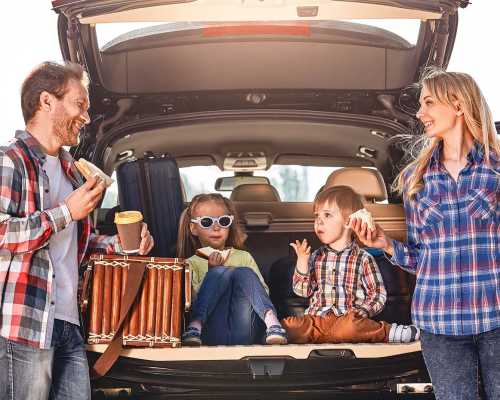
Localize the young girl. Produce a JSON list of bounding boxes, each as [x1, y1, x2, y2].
[[178, 193, 287, 346]]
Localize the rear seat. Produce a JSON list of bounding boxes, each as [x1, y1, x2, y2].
[[233, 168, 413, 325]]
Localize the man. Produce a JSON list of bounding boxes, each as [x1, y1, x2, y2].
[[0, 61, 154, 400]]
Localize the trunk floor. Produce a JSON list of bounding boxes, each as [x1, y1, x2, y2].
[[88, 341, 421, 361]]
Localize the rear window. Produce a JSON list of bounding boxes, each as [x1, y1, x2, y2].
[[96, 19, 421, 50], [180, 165, 341, 202]]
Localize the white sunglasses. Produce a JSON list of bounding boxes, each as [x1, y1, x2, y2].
[[191, 215, 234, 229]]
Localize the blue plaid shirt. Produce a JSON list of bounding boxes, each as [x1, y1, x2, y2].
[[390, 141, 499, 336]]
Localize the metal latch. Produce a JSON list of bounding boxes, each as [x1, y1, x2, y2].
[[397, 383, 433, 394], [247, 358, 286, 379]]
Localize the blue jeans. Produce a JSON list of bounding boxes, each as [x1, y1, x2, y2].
[[420, 328, 500, 400], [191, 266, 275, 345], [0, 319, 91, 400]]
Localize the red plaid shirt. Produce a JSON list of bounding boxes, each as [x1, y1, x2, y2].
[[0, 130, 118, 349], [293, 242, 386, 317]]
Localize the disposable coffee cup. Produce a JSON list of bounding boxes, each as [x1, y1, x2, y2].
[[114, 211, 143, 254]]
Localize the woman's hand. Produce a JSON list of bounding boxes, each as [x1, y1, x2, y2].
[[349, 218, 393, 254], [290, 239, 311, 274], [208, 252, 224, 268]]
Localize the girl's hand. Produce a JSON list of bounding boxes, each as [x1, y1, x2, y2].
[[290, 239, 311, 274], [208, 251, 224, 268], [349, 218, 393, 254]]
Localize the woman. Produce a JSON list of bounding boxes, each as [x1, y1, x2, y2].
[[351, 68, 499, 400]]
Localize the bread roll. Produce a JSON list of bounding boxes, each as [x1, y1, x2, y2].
[[196, 247, 231, 263], [348, 208, 375, 231], [74, 158, 114, 188]]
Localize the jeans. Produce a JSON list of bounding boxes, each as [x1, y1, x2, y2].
[[420, 328, 500, 400], [0, 319, 91, 400], [191, 266, 275, 345]]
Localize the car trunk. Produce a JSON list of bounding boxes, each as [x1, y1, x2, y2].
[[50, 0, 468, 395]]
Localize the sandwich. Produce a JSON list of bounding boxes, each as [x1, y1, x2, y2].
[[196, 247, 232, 263], [74, 158, 114, 188], [348, 208, 375, 231]]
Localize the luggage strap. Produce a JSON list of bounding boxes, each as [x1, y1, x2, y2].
[[90, 260, 147, 379], [138, 158, 154, 230]]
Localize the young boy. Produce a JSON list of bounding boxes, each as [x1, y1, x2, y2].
[[282, 185, 419, 344]]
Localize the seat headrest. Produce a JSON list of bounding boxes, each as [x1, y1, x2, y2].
[[324, 167, 387, 202], [230, 184, 281, 202]]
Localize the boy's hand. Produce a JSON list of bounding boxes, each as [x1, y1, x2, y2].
[[208, 252, 224, 268], [352, 308, 368, 319], [290, 239, 311, 275]]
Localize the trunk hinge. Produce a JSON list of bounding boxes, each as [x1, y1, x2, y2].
[[66, 17, 80, 63], [426, 13, 450, 68]]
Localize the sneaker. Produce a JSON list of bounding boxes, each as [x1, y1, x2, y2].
[[388, 323, 420, 343], [182, 326, 202, 347], [265, 325, 288, 345]]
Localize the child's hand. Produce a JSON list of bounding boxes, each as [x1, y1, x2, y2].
[[351, 308, 368, 319], [290, 239, 311, 275], [208, 251, 224, 268], [290, 239, 311, 259]]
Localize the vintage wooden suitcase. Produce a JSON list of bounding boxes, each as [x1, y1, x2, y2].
[[81, 254, 191, 349]]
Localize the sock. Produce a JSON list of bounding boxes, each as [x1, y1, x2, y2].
[[388, 323, 420, 343], [264, 310, 281, 329], [188, 320, 202, 332]]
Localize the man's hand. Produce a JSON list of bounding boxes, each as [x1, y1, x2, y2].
[[290, 239, 311, 275], [349, 218, 394, 255], [65, 175, 105, 221], [208, 252, 224, 268]]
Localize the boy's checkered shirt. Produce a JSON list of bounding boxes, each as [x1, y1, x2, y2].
[[293, 241, 387, 318]]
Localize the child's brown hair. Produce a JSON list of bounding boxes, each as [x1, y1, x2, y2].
[[313, 185, 364, 221], [176, 193, 247, 259]]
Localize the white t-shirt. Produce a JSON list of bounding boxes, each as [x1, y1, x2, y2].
[[44, 154, 79, 325]]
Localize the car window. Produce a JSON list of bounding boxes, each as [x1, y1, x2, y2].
[[101, 171, 119, 209], [180, 165, 343, 202]]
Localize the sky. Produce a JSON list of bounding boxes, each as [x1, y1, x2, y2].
[[0, 1, 498, 143]]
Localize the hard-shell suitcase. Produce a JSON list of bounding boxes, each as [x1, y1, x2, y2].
[[116, 154, 184, 257]]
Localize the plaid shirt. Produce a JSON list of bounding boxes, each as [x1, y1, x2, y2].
[[293, 242, 386, 317], [0, 130, 118, 349], [390, 141, 499, 336]]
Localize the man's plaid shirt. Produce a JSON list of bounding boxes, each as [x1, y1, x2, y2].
[[293, 242, 386, 317], [0, 130, 118, 349], [390, 141, 499, 336]]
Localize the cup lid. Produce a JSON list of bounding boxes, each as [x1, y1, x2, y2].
[[115, 210, 143, 224]]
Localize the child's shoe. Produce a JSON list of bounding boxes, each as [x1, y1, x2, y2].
[[182, 326, 202, 347], [388, 323, 420, 343], [265, 325, 288, 345]]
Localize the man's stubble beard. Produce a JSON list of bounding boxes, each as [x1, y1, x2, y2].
[[53, 108, 81, 147]]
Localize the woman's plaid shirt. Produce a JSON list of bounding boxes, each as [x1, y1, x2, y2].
[[390, 141, 499, 336], [0, 131, 118, 349], [293, 242, 386, 317]]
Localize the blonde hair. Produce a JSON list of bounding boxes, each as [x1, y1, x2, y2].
[[393, 67, 499, 200], [314, 185, 364, 221], [176, 193, 247, 258]]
